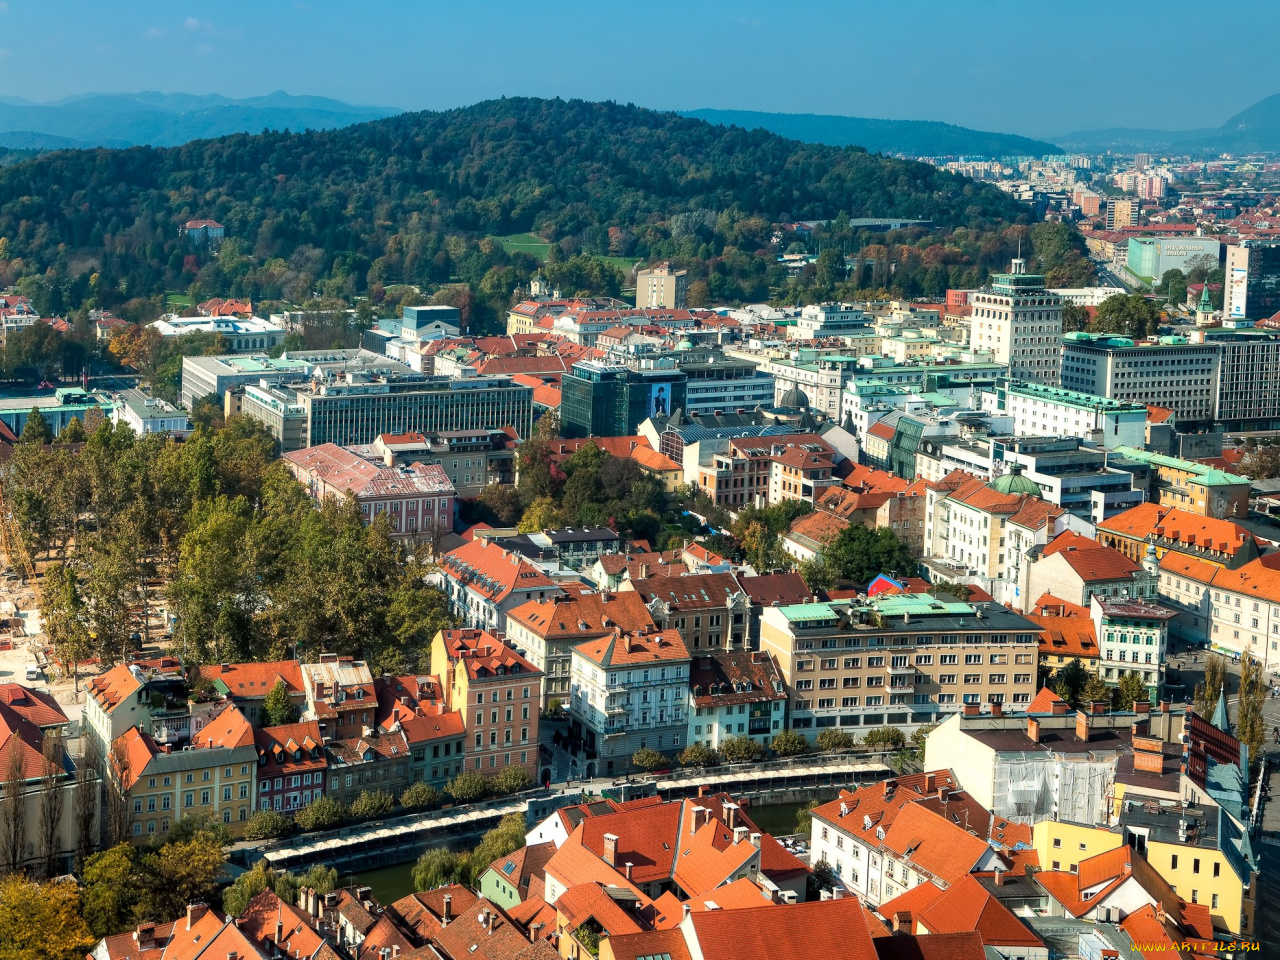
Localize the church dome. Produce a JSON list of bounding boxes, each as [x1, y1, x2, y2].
[[779, 384, 809, 409], [675, 338, 694, 351], [989, 462, 1041, 498]]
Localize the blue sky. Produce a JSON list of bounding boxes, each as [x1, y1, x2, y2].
[[1, 0, 1275, 137]]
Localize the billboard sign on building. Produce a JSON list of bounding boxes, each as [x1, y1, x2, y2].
[[1229, 267, 1248, 319], [648, 382, 671, 419]]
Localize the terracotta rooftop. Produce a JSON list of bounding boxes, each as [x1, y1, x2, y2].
[[572, 627, 691, 667], [688, 896, 875, 960], [436, 628, 542, 681], [507, 591, 654, 639], [879, 874, 1042, 947], [438, 538, 561, 603], [1099, 503, 1253, 557], [688, 650, 785, 709]]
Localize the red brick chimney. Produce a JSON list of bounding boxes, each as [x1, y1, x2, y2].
[[1090, 700, 1107, 715], [892, 911, 912, 933], [1027, 718, 1040, 744], [963, 703, 980, 717], [1051, 698, 1069, 716], [186, 904, 208, 931], [603, 833, 619, 866], [990, 701, 1003, 718], [1075, 710, 1090, 743]]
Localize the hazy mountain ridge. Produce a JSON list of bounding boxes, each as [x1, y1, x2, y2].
[[0, 91, 401, 147], [683, 108, 1061, 158], [1056, 93, 1280, 154]]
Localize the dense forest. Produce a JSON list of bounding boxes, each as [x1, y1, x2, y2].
[[0, 98, 1052, 328]]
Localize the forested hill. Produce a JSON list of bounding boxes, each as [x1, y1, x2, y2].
[[0, 97, 1029, 299]]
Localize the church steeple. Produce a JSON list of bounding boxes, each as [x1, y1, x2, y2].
[[1196, 283, 1214, 327]]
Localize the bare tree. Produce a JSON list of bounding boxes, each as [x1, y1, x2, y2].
[[39, 731, 65, 878], [74, 736, 100, 869], [1, 743, 27, 874], [106, 739, 131, 845]]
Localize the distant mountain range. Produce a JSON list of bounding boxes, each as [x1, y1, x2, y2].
[[1056, 93, 1280, 154], [682, 108, 1061, 158], [0, 91, 401, 148]]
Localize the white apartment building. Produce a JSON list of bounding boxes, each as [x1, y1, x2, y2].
[[968, 259, 1062, 385], [794, 303, 871, 340], [111, 388, 193, 437], [569, 628, 691, 778], [979, 379, 1147, 448]]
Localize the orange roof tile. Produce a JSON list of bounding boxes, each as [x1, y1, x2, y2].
[[438, 538, 561, 603], [689, 897, 875, 960], [1202, 555, 1280, 604], [436, 628, 543, 681], [1099, 504, 1253, 558], [840, 462, 909, 494], [1026, 686, 1068, 713], [238, 889, 327, 959], [1048, 543, 1141, 582], [874, 932, 986, 960], [507, 591, 654, 640], [883, 874, 1042, 947], [0, 683, 68, 728], [193, 703, 254, 749], [573, 628, 690, 667], [1028, 613, 1099, 660], [554, 882, 645, 937], [878, 801, 993, 884], [786, 510, 850, 545], [576, 801, 684, 886], [195, 659, 305, 696], [605, 929, 694, 960]]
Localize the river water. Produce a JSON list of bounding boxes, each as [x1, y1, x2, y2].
[[342, 800, 806, 905]]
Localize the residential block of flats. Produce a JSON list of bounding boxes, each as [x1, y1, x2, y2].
[[759, 593, 1041, 738], [430, 628, 543, 780]]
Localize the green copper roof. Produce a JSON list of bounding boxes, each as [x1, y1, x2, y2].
[[871, 593, 974, 618], [778, 602, 841, 623], [990, 467, 1042, 497], [1109, 446, 1248, 487]]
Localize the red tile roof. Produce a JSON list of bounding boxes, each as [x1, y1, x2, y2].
[[194, 660, 305, 697], [436, 628, 543, 681], [1028, 612, 1100, 660], [573, 628, 690, 667], [688, 896, 875, 960], [604, 929, 694, 960], [438, 538, 561, 602], [873, 931, 986, 960], [1047, 542, 1141, 582], [881, 874, 1042, 947], [0, 683, 68, 728], [507, 591, 654, 640], [1099, 504, 1254, 558], [785, 510, 849, 546], [1027, 686, 1068, 713]]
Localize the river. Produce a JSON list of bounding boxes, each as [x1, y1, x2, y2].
[[342, 800, 807, 905]]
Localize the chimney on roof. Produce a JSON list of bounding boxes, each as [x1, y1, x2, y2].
[[963, 703, 980, 717], [1028, 718, 1040, 744], [937, 785, 949, 802], [892, 911, 912, 933], [1076, 710, 1091, 743], [733, 826, 748, 844], [275, 919, 284, 943], [1135, 700, 1151, 715], [990, 701, 1003, 719], [603, 833, 619, 866], [994, 868, 1005, 887], [1160, 699, 1170, 714], [639, 562, 650, 579], [186, 903, 209, 931], [883, 779, 896, 800], [1090, 700, 1107, 715], [749, 832, 761, 847], [442, 894, 452, 926], [1051, 698, 1069, 716], [723, 802, 738, 829]]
